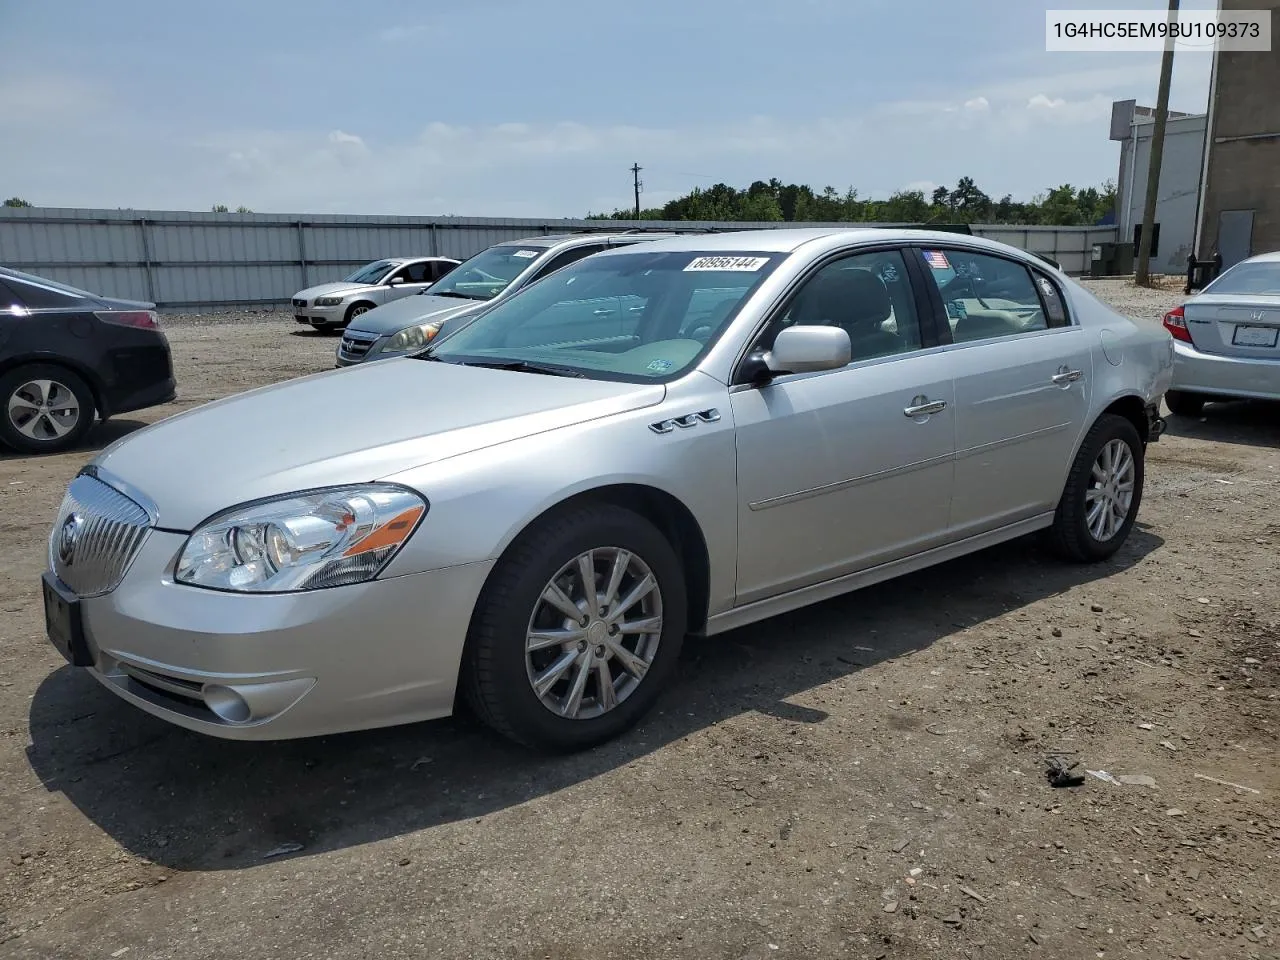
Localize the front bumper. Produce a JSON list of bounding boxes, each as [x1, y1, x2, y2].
[[51, 530, 494, 740], [293, 302, 348, 326], [1171, 340, 1280, 401]]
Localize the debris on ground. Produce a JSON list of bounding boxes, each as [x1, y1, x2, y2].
[[1044, 756, 1085, 788]]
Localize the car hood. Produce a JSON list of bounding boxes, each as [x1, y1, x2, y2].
[[345, 293, 486, 336], [91, 359, 665, 530], [294, 281, 373, 300]]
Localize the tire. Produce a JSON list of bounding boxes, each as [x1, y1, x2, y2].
[[1164, 389, 1206, 417], [0, 364, 96, 455], [343, 302, 375, 327], [1046, 414, 1145, 563], [462, 503, 687, 752]]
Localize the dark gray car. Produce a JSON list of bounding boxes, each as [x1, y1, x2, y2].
[[334, 232, 676, 366]]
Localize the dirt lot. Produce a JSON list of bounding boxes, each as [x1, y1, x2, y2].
[[1, 281, 1277, 960]]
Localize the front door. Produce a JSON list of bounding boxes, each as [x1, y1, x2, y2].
[[912, 245, 1092, 538], [731, 248, 957, 605]]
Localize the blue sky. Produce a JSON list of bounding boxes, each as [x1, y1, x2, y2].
[[1, 0, 1217, 217]]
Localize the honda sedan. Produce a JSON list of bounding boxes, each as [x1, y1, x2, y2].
[[1161, 251, 1280, 415], [42, 229, 1173, 752]]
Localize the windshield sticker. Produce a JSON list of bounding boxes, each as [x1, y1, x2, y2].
[[922, 250, 951, 270], [511, 250, 539, 259], [945, 300, 968, 320], [684, 256, 770, 272], [646, 358, 674, 373]]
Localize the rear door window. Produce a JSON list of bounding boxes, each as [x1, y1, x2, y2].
[[3, 276, 88, 309], [916, 248, 1049, 343]]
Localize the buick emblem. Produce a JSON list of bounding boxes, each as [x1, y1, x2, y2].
[[57, 513, 82, 566]]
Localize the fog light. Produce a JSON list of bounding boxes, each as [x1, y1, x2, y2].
[[204, 684, 252, 723]]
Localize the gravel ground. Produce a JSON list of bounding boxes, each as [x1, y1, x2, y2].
[[1, 279, 1277, 960]]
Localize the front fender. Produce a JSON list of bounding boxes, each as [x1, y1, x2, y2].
[[379, 377, 739, 617]]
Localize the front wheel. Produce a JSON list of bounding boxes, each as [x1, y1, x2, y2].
[[1046, 414, 1145, 563], [1164, 389, 1206, 417], [462, 504, 687, 752]]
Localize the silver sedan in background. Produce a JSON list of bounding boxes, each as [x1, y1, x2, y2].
[[1161, 250, 1280, 415], [42, 228, 1173, 753], [290, 256, 460, 331]]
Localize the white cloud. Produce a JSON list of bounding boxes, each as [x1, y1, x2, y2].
[[1028, 94, 1068, 110], [0, 57, 1204, 217], [328, 130, 365, 147]]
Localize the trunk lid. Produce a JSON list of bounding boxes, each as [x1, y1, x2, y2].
[[1182, 294, 1280, 359]]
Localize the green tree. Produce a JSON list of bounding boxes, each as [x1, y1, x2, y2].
[[235, 205, 253, 214], [211, 203, 230, 213], [3, 197, 33, 207]]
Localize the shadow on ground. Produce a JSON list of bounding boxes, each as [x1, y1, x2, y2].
[[1163, 399, 1280, 450], [0, 419, 150, 462], [26, 527, 1164, 872]]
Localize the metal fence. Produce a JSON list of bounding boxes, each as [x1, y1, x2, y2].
[[0, 207, 1119, 310]]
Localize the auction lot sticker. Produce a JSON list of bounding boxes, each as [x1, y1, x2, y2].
[[684, 256, 770, 272]]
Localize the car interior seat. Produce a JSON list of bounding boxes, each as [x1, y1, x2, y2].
[[805, 268, 903, 360]]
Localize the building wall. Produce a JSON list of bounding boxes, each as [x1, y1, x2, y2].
[[0, 207, 1118, 309], [1115, 113, 1208, 274], [1197, 0, 1280, 264]]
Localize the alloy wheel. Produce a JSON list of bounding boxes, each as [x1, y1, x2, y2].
[[7, 379, 81, 442], [524, 547, 664, 720], [1085, 438, 1135, 542]]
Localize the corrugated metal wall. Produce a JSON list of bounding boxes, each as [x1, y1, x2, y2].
[[0, 207, 1119, 310]]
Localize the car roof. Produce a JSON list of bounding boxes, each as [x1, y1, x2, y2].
[[1237, 251, 1280, 265], [586, 227, 1035, 258], [500, 231, 681, 250]]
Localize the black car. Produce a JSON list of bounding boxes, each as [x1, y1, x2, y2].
[[0, 267, 176, 454]]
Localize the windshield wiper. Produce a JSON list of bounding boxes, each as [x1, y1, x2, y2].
[[460, 359, 586, 378], [429, 290, 488, 300]]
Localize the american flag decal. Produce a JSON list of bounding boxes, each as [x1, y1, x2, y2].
[[923, 250, 950, 270]]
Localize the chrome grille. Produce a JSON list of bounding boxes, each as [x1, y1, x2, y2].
[[339, 330, 378, 361], [49, 471, 155, 598]]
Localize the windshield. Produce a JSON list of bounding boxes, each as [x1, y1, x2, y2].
[[343, 260, 398, 284], [1203, 261, 1280, 296], [423, 244, 548, 301], [425, 250, 786, 382]]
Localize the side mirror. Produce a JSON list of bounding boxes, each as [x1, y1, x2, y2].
[[388, 276, 406, 285], [760, 325, 851, 377]]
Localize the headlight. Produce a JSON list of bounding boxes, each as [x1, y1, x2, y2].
[[175, 484, 427, 593], [316, 296, 345, 307], [385, 321, 442, 352]]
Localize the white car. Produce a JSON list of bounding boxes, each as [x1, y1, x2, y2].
[[290, 257, 460, 332], [1161, 251, 1280, 415]]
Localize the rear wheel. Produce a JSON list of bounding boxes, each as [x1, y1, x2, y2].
[[462, 504, 687, 752], [0, 364, 96, 454], [1046, 414, 1144, 563], [1164, 389, 1206, 417]]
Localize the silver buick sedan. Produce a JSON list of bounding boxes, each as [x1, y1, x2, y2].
[[41, 228, 1174, 752]]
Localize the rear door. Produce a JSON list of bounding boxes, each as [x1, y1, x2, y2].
[[912, 245, 1093, 538]]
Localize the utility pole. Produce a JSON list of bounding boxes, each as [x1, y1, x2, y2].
[[1136, 0, 1179, 286], [631, 163, 643, 220]]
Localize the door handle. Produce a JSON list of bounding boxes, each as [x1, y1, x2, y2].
[[1052, 368, 1083, 385], [592, 308, 614, 316], [904, 397, 947, 418]]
